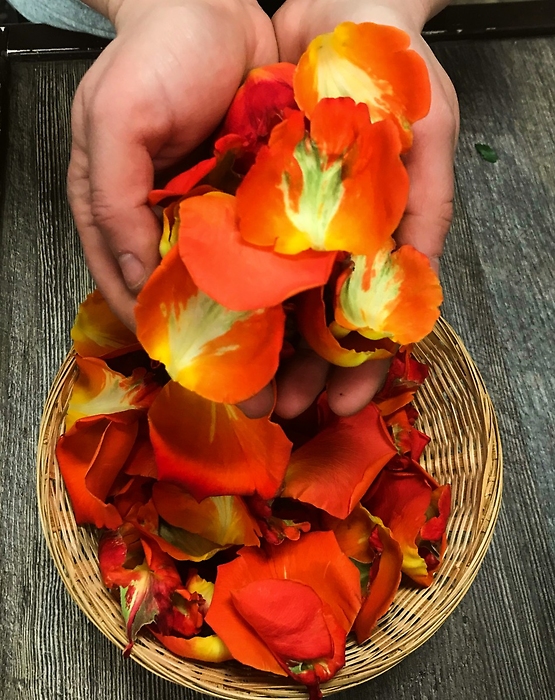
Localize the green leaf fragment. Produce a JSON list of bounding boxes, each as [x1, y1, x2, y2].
[[475, 143, 498, 163]]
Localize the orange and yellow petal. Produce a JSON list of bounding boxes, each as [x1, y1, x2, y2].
[[281, 400, 397, 519], [135, 246, 285, 404], [294, 22, 431, 150], [66, 357, 158, 431], [152, 631, 233, 662], [152, 481, 261, 547], [148, 381, 292, 501], [335, 245, 443, 345], [330, 506, 402, 643], [71, 289, 140, 359], [296, 286, 395, 367], [237, 98, 408, 258], [363, 461, 442, 586]]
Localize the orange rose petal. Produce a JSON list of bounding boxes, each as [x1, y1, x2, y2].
[[56, 416, 138, 529], [178, 192, 336, 311], [206, 532, 361, 675], [140, 523, 224, 563], [149, 381, 292, 501], [237, 99, 408, 258], [325, 504, 401, 642], [336, 246, 443, 345], [294, 22, 431, 150], [148, 157, 217, 207], [126, 499, 225, 562], [71, 290, 140, 359], [296, 287, 395, 367], [152, 482, 261, 546], [282, 401, 397, 519], [328, 504, 377, 563], [135, 246, 285, 404]]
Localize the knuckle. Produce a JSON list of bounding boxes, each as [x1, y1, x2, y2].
[[89, 187, 122, 233]]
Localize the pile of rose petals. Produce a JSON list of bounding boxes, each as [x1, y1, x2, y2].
[[57, 22, 451, 699]]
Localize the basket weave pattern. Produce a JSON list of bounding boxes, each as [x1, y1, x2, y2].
[[37, 317, 502, 698]]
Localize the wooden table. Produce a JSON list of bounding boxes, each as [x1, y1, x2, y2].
[[1, 8, 554, 700]]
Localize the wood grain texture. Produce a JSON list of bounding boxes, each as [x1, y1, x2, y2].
[[0, 38, 553, 700]]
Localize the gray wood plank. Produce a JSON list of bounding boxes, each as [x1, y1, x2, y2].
[[0, 37, 553, 700]]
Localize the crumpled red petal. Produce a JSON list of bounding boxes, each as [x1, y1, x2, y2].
[[220, 63, 298, 170], [363, 461, 450, 586]]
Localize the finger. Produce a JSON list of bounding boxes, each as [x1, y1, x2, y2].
[[327, 358, 390, 416], [86, 113, 162, 293], [274, 348, 329, 419], [237, 383, 275, 419], [395, 64, 459, 273], [68, 143, 138, 329]]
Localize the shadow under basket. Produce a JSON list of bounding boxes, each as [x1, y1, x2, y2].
[[37, 316, 503, 698]]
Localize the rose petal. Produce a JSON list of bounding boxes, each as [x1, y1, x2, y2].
[[135, 246, 285, 404], [57, 416, 138, 529], [237, 99, 408, 258], [335, 245, 443, 345], [294, 22, 431, 150], [206, 532, 361, 676], [151, 631, 232, 662], [282, 399, 397, 518], [178, 192, 336, 311], [296, 286, 395, 367], [66, 357, 159, 431], [152, 482, 261, 546], [149, 381, 292, 501], [71, 290, 140, 359]]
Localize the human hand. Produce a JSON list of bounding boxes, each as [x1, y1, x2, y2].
[[68, 0, 278, 329], [271, 0, 460, 419]]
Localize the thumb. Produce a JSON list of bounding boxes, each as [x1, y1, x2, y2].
[[395, 56, 459, 272]]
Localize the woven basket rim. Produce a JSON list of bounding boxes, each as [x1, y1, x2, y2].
[[37, 317, 503, 698]]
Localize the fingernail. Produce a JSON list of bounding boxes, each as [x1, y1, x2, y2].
[[118, 253, 146, 292]]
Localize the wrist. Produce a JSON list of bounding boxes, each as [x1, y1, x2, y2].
[[353, 1, 450, 33], [82, 0, 260, 31]]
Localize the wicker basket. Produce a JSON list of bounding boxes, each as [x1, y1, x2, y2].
[[37, 317, 502, 698]]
